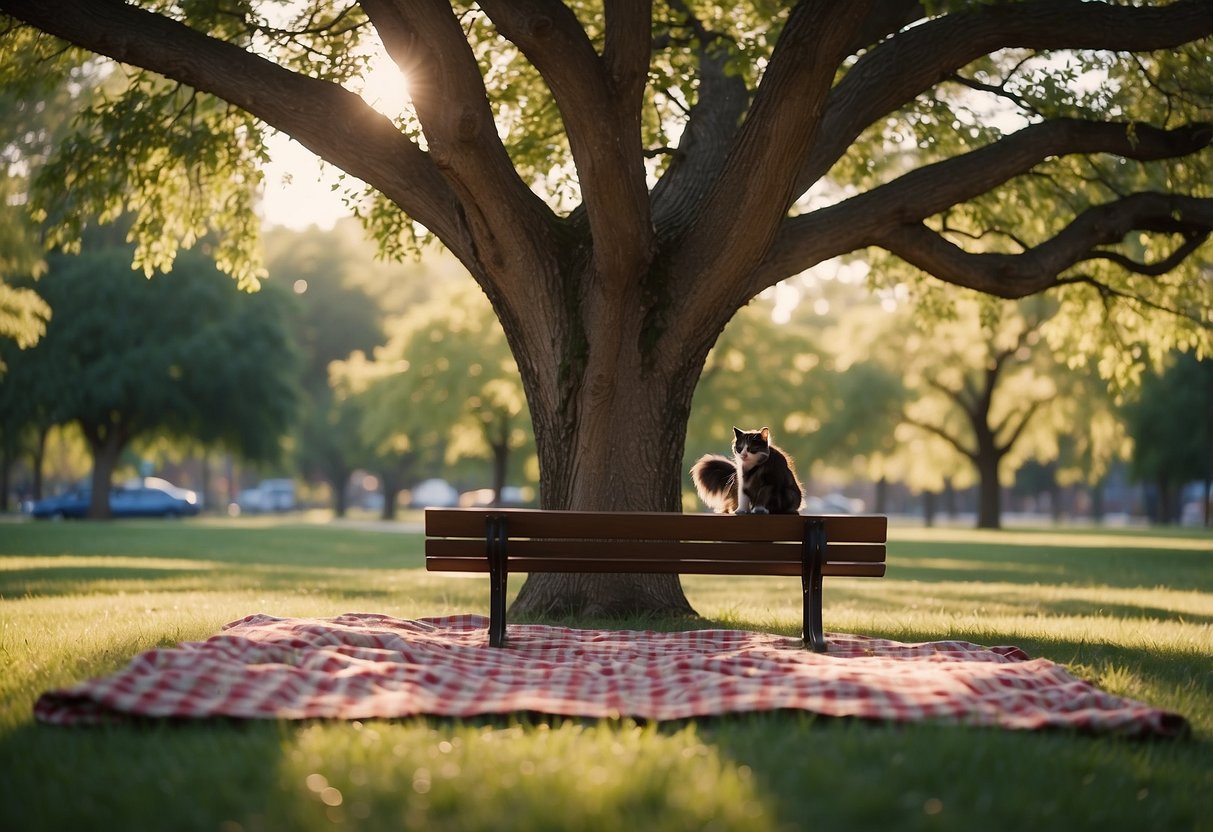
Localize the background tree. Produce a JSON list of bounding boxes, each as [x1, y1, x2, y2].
[[898, 296, 1061, 528], [263, 226, 387, 515], [683, 286, 906, 511], [1030, 366, 1131, 523], [2, 2, 1211, 614], [337, 284, 535, 514], [1122, 352, 1213, 525], [0, 300, 81, 507], [11, 234, 299, 518]]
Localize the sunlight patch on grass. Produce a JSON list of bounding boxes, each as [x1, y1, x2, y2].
[[265, 720, 776, 832], [889, 526, 1212, 552], [898, 556, 1068, 577]]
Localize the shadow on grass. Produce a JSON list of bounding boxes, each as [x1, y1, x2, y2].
[[0, 718, 289, 832]]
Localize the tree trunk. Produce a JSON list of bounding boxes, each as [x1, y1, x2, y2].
[[490, 435, 508, 508], [1089, 481, 1105, 525], [1203, 478, 1211, 528], [975, 451, 1002, 530], [31, 424, 47, 502], [873, 476, 889, 514], [380, 467, 402, 521], [923, 490, 937, 528], [508, 335, 705, 620], [0, 444, 10, 512], [331, 470, 350, 519], [84, 423, 127, 520]]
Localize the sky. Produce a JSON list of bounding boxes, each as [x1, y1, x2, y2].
[[259, 134, 352, 230], [258, 51, 407, 231]]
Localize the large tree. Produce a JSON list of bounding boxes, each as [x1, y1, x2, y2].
[[898, 296, 1063, 529], [1123, 352, 1213, 524], [2, 2, 1211, 613], [336, 284, 534, 514], [264, 226, 386, 516], [12, 238, 300, 518]]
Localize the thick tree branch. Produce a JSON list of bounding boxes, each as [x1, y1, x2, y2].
[[755, 119, 1213, 294], [843, 1, 925, 55], [479, 0, 654, 284], [674, 2, 873, 307], [0, 0, 468, 249], [797, 0, 1213, 197], [652, 0, 925, 236], [360, 0, 557, 276], [603, 0, 651, 110], [649, 5, 749, 236], [874, 194, 1213, 299]]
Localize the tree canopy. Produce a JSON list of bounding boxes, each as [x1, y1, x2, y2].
[[1122, 352, 1213, 523], [5, 236, 300, 517], [2, 1, 1211, 612]]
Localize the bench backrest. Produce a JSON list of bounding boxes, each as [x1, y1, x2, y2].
[[425, 508, 887, 578]]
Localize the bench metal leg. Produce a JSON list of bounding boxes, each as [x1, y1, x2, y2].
[[802, 518, 827, 652], [485, 515, 508, 647]]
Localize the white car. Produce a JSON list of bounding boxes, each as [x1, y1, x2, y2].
[[234, 479, 297, 514], [409, 479, 460, 508]]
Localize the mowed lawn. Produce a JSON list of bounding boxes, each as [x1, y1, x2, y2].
[[0, 517, 1209, 831]]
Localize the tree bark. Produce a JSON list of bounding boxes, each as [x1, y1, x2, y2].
[[379, 468, 402, 521], [0, 445, 10, 512], [509, 298, 706, 619], [31, 425, 47, 502], [489, 434, 508, 508], [81, 419, 128, 520], [874, 477, 889, 514], [975, 450, 1002, 530], [330, 470, 350, 519]]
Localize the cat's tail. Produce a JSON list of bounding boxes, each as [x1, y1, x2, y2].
[[690, 455, 737, 513]]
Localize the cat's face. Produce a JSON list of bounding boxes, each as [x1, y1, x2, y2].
[[732, 426, 771, 465]]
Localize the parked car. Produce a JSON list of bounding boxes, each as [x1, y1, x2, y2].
[[126, 476, 206, 511], [802, 493, 866, 514], [29, 481, 201, 519], [232, 478, 297, 514], [409, 478, 460, 508], [459, 486, 532, 508]]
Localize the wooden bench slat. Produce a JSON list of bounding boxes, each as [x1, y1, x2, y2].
[[425, 537, 886, 564], [422, 507, 889, 651], [426, 556, 885, 578], [425, 508, 887, 544]]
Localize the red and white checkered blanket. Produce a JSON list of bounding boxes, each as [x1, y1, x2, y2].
[[34, 613, 1186, 736]]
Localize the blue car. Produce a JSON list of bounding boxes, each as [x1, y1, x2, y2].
[[29, 481, 201, 519]]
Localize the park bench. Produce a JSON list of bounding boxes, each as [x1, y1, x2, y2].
[[424, 508, 888, 652]]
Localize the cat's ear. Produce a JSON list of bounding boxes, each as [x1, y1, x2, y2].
[[759, 427, 770, 441], [733, 426, 743, 440]]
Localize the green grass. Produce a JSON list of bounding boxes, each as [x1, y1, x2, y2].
[[0, 517, 1210, 831]]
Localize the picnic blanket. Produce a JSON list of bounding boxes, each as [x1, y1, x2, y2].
[[34, 613, 1187, 737]]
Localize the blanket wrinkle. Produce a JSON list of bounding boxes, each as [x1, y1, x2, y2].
[[33, 612, 1188, 737]]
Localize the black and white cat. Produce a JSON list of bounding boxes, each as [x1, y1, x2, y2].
[[690, 426, 803, 514]]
